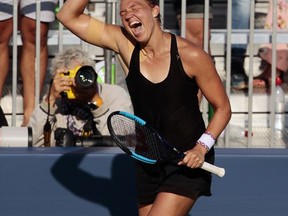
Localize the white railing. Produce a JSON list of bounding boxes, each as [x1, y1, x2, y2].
[[5, 0, 287, 148]]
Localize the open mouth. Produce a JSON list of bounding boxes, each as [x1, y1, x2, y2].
[[130, 20, 142, 28], [130, 21, 143, 35]]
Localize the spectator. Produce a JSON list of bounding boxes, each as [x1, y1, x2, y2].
[[171, 0, 213, 50], [28, 48, 133, 147], [230, 0, 251, 89], [254, 0, 288, 88], [0, 0, 58, 126]]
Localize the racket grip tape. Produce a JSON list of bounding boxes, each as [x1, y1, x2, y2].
[[201, 162, 225, 177]]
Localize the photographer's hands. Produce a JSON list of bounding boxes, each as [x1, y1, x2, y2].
[[45, 67, 100, 106], [45, 69, 74, 106]]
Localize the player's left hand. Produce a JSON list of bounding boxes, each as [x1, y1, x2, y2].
[[178, 144, 207, 168]]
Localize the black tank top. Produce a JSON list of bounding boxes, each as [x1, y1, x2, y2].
[[126, 34, 207, 152]]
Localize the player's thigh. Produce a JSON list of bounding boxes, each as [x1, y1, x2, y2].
[[149, 192, 197, 216], [138, 204, 152, 216]]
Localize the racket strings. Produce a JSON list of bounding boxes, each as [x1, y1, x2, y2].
[[136, 124, 165, 160], [110, 115, 166, 160], [110, 116, 138, 148]]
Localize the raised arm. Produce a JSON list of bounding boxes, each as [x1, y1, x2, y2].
[[57, 0, 124, 52]]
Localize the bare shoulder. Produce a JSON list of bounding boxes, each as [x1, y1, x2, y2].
[[175, 35, 214, 77], [175, 36, 209, 62]]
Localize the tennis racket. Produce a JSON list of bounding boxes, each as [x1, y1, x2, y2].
[[107, 111, 225, 177]]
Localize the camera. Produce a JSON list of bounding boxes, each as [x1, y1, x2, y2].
[[61, 65, 98, 99], [0, 127, 33, 147], [54, 128, 115, 147], [55, 128, 76, 147]]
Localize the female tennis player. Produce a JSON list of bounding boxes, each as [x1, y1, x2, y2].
[[57, 0, 231, 215]]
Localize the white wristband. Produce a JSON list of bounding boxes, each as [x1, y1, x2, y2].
[[197, 132, 215, 151]]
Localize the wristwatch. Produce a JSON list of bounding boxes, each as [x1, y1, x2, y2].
[[88, 97, 103, 110]]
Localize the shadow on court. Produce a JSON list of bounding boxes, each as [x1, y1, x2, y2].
[[51, 147, 138, 216]]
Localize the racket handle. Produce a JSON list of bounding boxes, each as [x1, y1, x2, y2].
[[201, 162, 225, 177]]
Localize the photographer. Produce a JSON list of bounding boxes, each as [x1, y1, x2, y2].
[[28, 48, 133, 147]]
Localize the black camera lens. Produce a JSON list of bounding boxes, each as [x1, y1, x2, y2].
[[75, 66, 97, 89]]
